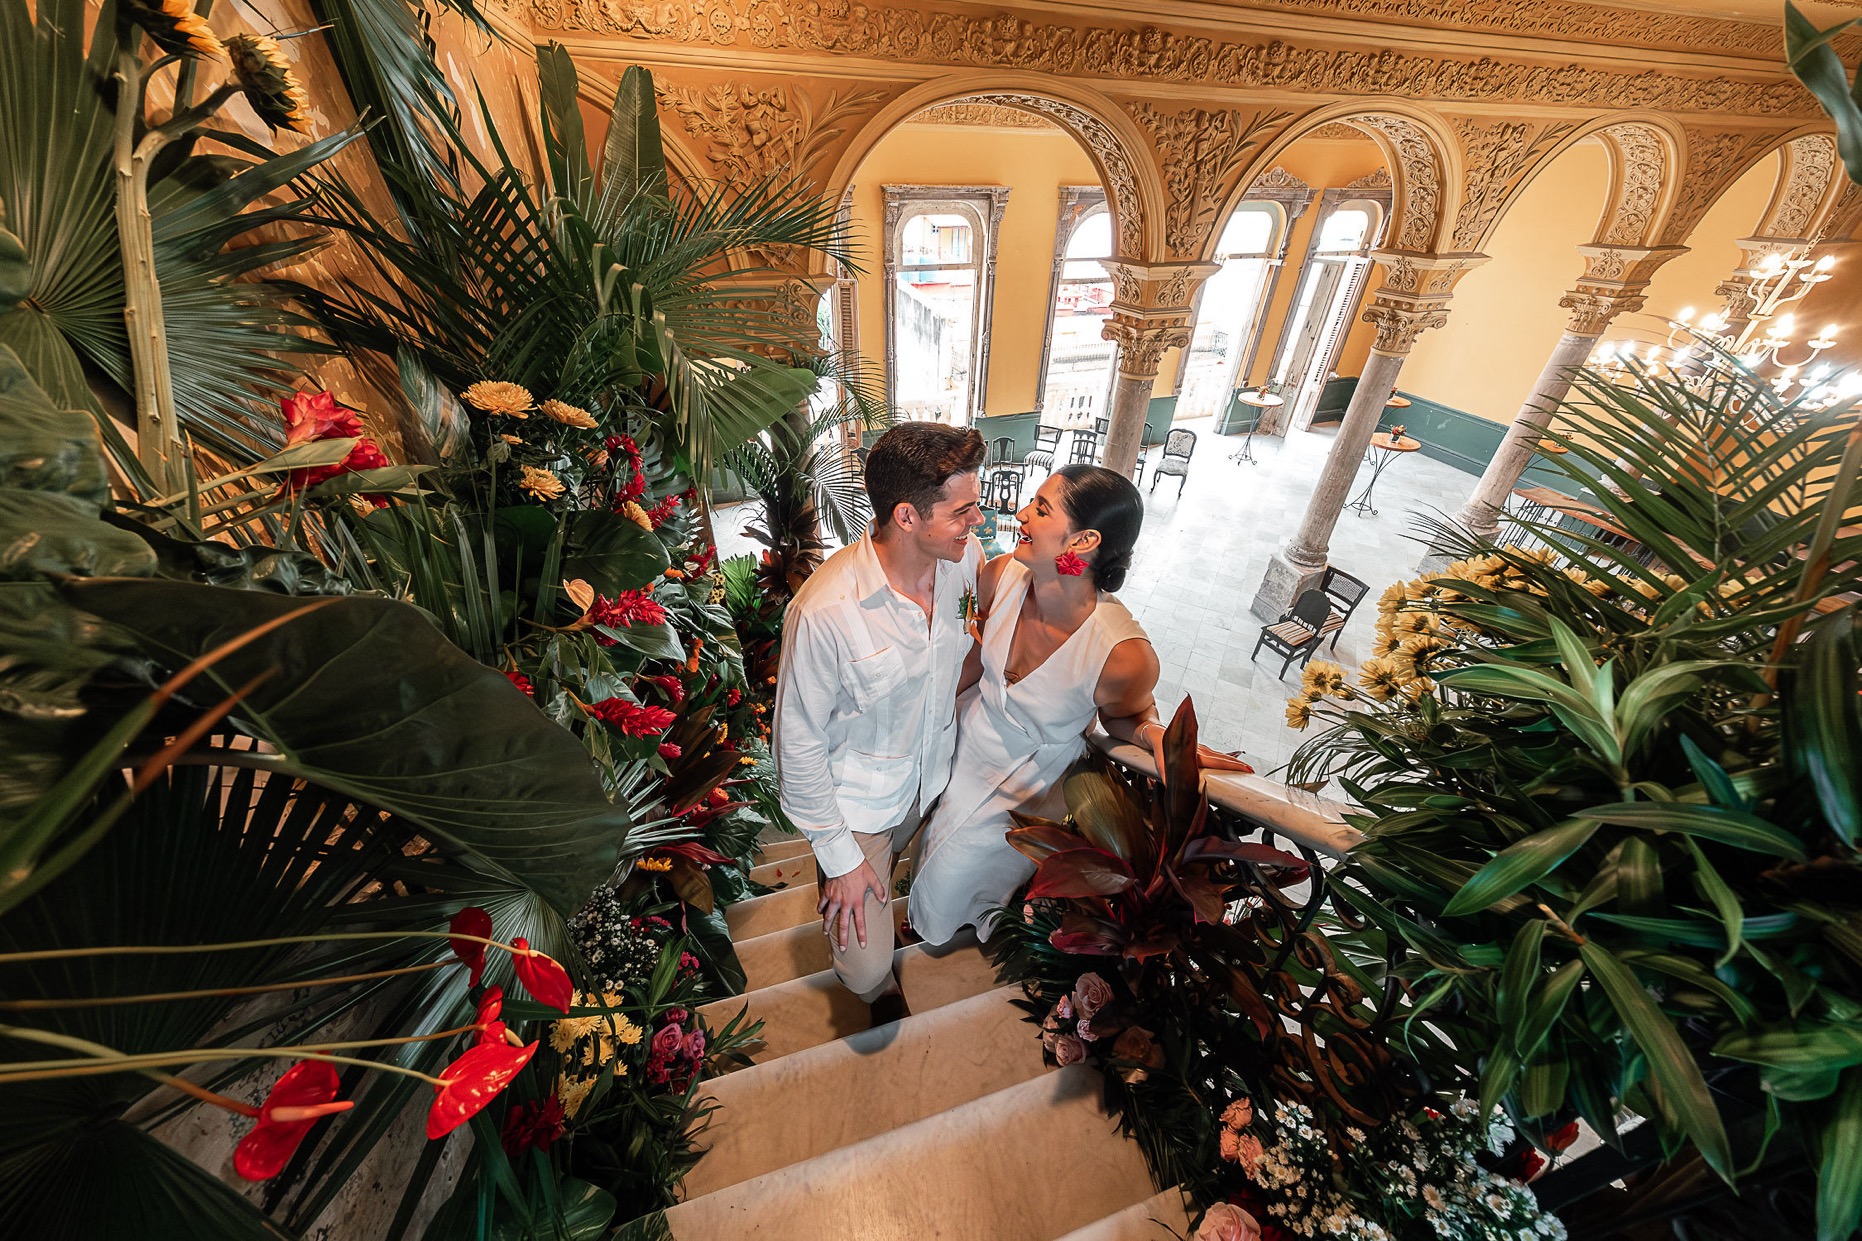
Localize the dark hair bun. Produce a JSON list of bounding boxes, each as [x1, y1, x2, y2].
[[1053, 464, 1143, 592]]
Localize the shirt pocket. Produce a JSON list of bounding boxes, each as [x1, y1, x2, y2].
[[845, 645, 905, 714]]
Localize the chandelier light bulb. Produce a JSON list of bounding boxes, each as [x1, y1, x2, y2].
[[1815, 255, 1835, 273], [1677, 306, 1696, 324]]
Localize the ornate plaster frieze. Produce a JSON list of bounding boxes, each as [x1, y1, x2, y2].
[[533, 4, 1821, 120], [1099, 258, 1220, 312], [1659, 128, 1788, 245], [1598, 124, 1668, 246], [1558, 287, 1644, 336], [1760, 134, 1838, 239], [1126, 104, 1288, 257], [1347, 167, 1393, 190], [1573, 242, 1685, 289], [965, 92, 1146, 255], [910, 102, 1057, 129], [1248, 165, 1311, 192], [1373, 250, 1487, 297], [1818, 181, 1862, 243], [1361, 296, 1449, 354], [1349, 115, 1442, 251], [1450, 118, 1576, 250], [658, 82, 887, 187], [1309, 122, 1365, 141]]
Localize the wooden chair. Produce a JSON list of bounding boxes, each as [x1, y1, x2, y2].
[[1317, 566, 1369, 651], [1252, 589, 1333, 678], [1067, 428, 1101, 465], [1022, 425, 1063, 474], [1148, 428, 1197, 497], [985, 466, 1024, 515], [988, 436, 1021, 469]]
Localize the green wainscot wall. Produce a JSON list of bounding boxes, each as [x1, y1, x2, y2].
[[1374, 391, 1599, 501]]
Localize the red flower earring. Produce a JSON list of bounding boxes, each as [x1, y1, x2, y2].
[[1055, 551, 1087, 577]]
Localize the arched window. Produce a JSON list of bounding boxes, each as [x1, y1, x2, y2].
[[1175, 204, 1280, 420], [1268, 192, 1389, 431], [1037, 194, 1117, 429], [883, 185, 1010, 425]]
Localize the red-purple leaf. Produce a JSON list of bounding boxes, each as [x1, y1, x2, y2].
[[1028, 847, 1137, 899], [1049, 913, 1128, 956], [1181, 837, 1312, 883], [1168, 869, 1231, 925], [1123, 929, 1181, 961], [1006, 822, 1086, 863]]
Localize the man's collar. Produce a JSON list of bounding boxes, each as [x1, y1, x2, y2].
[[850, 530, 890, 602]]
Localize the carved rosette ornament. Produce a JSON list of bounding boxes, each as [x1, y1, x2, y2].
[[1127, 103, 1289, 257], [1558, 288, 1643, 337]]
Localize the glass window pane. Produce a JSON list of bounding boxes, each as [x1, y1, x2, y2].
[[1216, 209, 1274, 256], [894, 268, 976, 423], [1178, 257, 1271, 419], [1316, 208, 1370, 252], [902, 212, 974, 266], [1065, 211, 1111, 260]]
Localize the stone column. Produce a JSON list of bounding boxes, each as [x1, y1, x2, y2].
[[1250, 296, 1445, 619], [1455, 289, 1639, 538], [1098, 260, 1219, 478]]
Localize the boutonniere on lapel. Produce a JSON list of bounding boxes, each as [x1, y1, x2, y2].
[[958, 589, 983, 642]]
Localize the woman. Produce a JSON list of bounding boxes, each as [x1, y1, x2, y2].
[[909, 464, 1247, 947]]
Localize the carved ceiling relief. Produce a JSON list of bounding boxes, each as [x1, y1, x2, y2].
[[532, 3, 1822, 120], [658, 81, 888, 188], [1818, 181, 1862, 243], [1598, 125, 1668, 246], [1449, 117, 1576, 250], [1659, 129, 1787, 245], [965, 93, 1146, 256], [1761, 134, 1838, 239], [910, 102, 1058, 129], [1349, 115, 1442, 251], [1126, 104, 1291, 257]]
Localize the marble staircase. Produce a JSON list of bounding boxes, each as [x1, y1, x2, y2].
[[661, 832, 1192, 1240]]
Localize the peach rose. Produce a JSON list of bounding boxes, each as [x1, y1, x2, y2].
[[1221, 1098, 1253, 1129], [1072, 972, 1113, 1020], [1052, 1033, 1087, 1066], [1192, 1203, 1261, 1241]]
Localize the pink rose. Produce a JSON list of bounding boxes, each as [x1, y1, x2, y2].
[[1076, 1018, 1100, 1043], [650, 1023, 684, 1060], [1221, 1098, 1253, 1129], [1192, 1203, 1261, 1241], [1052, 1033, 1087, 1066], [1072, 972, 1113, 1020], [1054, 994, 1073, 1021], [1218, 1127, 1241, 1162]]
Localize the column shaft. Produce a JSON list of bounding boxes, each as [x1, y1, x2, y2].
[[1102, 369, 1154, 477], [1456, 329, 1600, 538]]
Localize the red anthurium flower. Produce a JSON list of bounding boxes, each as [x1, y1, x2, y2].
[[449, 907, 493, 987], [474, 985, 505, 1045], [509, 938, 573, 1013], [1546, 1120, 1581, 1152], [426, 1036, 538, 1139], [233, 1061, 355, 1180]]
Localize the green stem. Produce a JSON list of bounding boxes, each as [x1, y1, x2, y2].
[[0, 929, 519, 966], [0, 1041, 449, 1087], [114, 50, 181, 495], [0, 961, 448, 1010]]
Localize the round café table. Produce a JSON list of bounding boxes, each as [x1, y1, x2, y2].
[[1230, 390, 1282, 463], [1344, 432, 1421, 517]]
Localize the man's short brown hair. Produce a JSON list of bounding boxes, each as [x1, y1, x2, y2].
[[864, 423, 987, 529]]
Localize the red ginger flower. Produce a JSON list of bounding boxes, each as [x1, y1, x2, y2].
[[427, 1036, 538, 1139], [449, 907, 493, 987], [590, 590, 668, 630], [639, 674, 684, 705], [588, 698, 677, 737], [233, 1060, 355, 1180], [505, 670, 534, 697], [509, 937, 573, 1013], [645, 493, 681, 528], [658, 742, 682, 760], [281, 390, 362, 445]]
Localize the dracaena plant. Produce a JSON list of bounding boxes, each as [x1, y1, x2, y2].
[[1286, 356, 1862, 1239]]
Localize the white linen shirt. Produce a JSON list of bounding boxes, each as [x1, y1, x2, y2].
[[773, 531, 981, 879]]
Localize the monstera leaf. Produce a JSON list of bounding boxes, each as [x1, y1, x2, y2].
[[61, 578, 628, 914]]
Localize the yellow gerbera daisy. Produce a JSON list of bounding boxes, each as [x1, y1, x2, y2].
[[225, 34, 310, 133], [1358, 657, 1404, 702], [519, 466, 565, 501], [1301, 659, 1348, 697], [1398, 632, 1450, 674], [462, 380, 535, 418], [123, 0, 225, 59], [541, 398, 599, 429], [1284, 698, 1314, 731]]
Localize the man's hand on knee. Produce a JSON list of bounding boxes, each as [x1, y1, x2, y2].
[[819, 860, 887, 950]]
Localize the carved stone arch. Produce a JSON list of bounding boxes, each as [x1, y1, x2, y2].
[[817, 73, 1169, 265], [1213, 100, 1457, 262], [1656, 126, 1802, 247], [1592, 121, 1681, 247], [1754, 130, 1847, 241]]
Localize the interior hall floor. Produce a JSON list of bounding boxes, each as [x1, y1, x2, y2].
[[713, 415, 1489, 779]]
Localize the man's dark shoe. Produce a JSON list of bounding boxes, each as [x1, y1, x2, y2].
[[869, 990, 911, 1028]]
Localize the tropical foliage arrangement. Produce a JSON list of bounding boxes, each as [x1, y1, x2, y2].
[[1281, 356, 1862, 1240], [0, 0, 856, 1230]]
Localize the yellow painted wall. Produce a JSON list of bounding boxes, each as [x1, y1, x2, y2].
[[1397, 140, 1612, 423], [1601, 151, 1782, 357], [846, 122, 1100, 415], [1239, 138, 1388, 391]]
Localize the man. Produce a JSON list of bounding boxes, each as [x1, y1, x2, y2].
[[772, 422, 987, 1020]]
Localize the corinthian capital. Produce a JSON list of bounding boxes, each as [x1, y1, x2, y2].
[[1558, 287, 1644, 337], [1102, 312, 1192, 379], [1361, 299, 1448, 355]]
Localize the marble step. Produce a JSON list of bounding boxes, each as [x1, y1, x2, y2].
[[697, 935, 1000, 1069], [1053, 1188, 1193, 1240], [683, 985, 1044, 1197], [664, 1065, 1156, 1241], [752, 835, 813, 864], [734, 902, 910, 993], [748, 852, 815, 890]]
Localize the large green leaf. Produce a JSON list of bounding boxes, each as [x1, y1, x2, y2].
[[1788, 607, 1862, 847], [563, 509, 671, 596], [1786, 3, 1862, 185], [1579, 939, 1733, 1181], [598, 65, 667, 213], [1443, 818, 1600, 917], [1817, 1070, 1862, 1241], [1578, 801, 1807, 860], [60, 578, 626, 914]]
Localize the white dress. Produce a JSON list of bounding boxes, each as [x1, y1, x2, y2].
[[910, 558, 1150, 946]]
